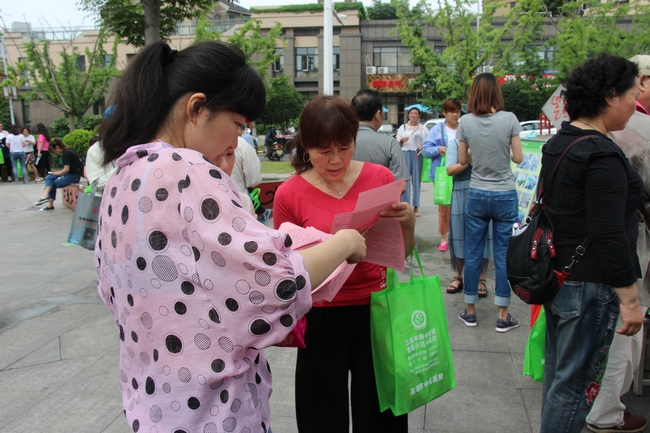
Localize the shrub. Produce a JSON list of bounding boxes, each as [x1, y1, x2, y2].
[[62, 129, 95, 163], [50, 117, 70, 139], [82, 114, 103, 131]]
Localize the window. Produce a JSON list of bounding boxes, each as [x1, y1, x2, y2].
[[273, 48, 284, 75], [300, 91, 319, 103], [372, 47, 419, 74], [18, 57, 29, 78], [536, 45, 554, 62], [333, 47, 340, 71], [21, 100, 31, 127], [102, 54, 112, 68], [295, 47, 318, 78], [76, 55, 86, 72], [93, 100, 106, 116]]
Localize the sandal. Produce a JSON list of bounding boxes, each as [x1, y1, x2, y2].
[[478, 279, 488, 298], [447, 277, 463, 294]]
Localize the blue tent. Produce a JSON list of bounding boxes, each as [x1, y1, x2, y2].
[[405, 103, 431, 113]]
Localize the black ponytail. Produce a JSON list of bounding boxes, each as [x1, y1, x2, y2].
[[100, 41, 266, 166]]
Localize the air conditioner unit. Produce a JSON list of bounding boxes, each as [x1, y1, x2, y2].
[[377, 67, 390, 74], [366, 66, 377, 74], [481, 65, 494, 73]]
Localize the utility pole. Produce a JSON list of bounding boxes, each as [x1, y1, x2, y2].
[[323, 0, 346, 96]]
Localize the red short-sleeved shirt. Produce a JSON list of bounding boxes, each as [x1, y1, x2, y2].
[[274, 162, 396, 307]]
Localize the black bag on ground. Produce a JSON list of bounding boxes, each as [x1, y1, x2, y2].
[[507, 135, 594, 305]]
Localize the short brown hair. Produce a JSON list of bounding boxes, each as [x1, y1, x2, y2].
[[467, 73, 504, 115], [292, 95, 359, 173], [442, 98, 462, 113]]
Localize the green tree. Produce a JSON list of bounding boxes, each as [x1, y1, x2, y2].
[[0, 98, 10, 126], [257, 75, 303, 131], [392, 0, 519, 105], [501, 77, 555, 121], [547, 0, 650, 78], [194, 17, 283, 82], [81, 0, 213, 47], [368, 0, 398, 19], [62, 129, 95, 162], [3, 30, 119, 131], [497, 0, 650, 81]]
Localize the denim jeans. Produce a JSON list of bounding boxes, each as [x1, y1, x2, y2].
[[463, 188, 517, 306], [44, 173, 81, 200], [400, 150, 422, 208], [540, 281, 619, 433], [10, 152, 28, 181]]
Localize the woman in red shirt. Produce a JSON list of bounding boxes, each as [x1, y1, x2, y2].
[[274, 95, 415, 433]]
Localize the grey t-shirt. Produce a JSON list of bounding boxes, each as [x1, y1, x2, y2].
[[456, 111, 522, 191], [354, 123, 408, 182]]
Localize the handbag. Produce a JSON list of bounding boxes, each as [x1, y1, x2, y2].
[[67, 180, 102, 250], [273, 316, 306, 348], [370, 250, 456, 416], [421, 156, 432, 183], [523, 306, 546, 383], [433, 155, 452, 205], [507, 136, 594, 305]]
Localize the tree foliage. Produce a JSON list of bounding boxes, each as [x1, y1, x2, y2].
[[80, 0, 213, 47], [194, 17, 284, 82], [0, 99, 10, 126], [257, 75, 303, 131], [501, 78, 555, 121], [393, 0, 521, 106], [393, 0, 650, 113], [250, 2, 367, 20], [2, 30, 119, 131], [368, 0, 398, 19], [62, 129, 95, 162]]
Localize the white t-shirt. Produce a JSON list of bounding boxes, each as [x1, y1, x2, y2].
[[396, 123, 429, 152], [445, 125, 457, 143], [23, 134, 36, 153], [7, 133, 25, 153]]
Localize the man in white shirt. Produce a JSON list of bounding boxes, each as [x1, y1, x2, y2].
[[231, 137, 262, 217]]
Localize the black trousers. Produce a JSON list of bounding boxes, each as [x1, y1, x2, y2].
[[37, 150, 51, 177], [295, 305, 408, 433]]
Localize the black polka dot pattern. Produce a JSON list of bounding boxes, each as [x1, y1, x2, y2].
[[95, 143, 311, 433]]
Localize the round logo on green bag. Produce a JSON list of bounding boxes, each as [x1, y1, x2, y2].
[[411, 310, 427, 330]]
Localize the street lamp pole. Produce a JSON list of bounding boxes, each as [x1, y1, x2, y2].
[[323, 0, 333, 95]]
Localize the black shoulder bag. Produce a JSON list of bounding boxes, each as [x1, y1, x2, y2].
[[507, 135, 596, 305]]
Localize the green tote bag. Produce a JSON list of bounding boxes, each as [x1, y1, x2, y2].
[[421, 156, 432, 183], [370, 250, 456, 416], [523, 306, 546, 383], [433, 155, 452, 205]]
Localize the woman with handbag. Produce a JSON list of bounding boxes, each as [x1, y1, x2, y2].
[[94, 41, 367, 433], [457, 73, 523, 332], [274, 95, 416, 433], [422, 99, 456, 253], [396, 107, 429, 216], [538, 54, 644, 433]]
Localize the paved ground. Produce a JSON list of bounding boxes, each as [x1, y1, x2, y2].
[[0, 179, 648, 433]]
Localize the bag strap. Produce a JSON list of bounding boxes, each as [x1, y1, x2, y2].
[[407, 248, 426, 282], [536, 134, 598, 276]]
